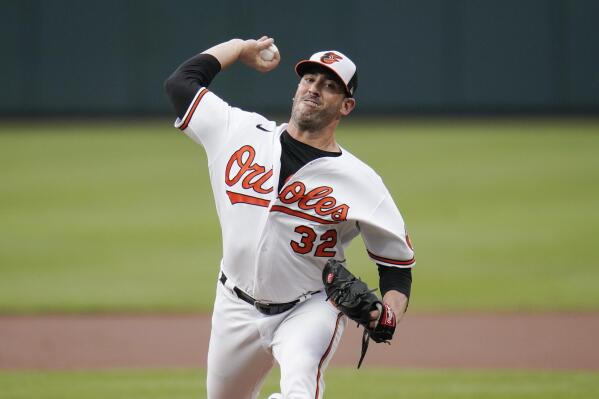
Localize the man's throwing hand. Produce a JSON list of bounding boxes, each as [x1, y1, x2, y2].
[[240, 36, 281, 73]]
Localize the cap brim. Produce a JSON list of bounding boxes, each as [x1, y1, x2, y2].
[[294, 60, 352, 97]]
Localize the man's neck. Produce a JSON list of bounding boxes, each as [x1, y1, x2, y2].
[[286, 121, 340, 152]]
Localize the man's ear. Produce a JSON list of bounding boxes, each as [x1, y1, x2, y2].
[[340, 97, 356, 116]]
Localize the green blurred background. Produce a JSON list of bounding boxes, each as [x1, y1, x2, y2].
[[1, 0, 598, 313], [1, 119, 598, 314], [1, 1, 599, 398]]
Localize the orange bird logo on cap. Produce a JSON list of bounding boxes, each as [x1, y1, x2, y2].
[[320, 52, 343, 64]]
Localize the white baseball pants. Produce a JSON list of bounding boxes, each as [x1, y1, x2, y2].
[[207, 280, 346, 399]]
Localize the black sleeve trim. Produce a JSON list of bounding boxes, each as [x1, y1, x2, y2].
[[378, 264, 412, 299], [164, 53, 222, 119]]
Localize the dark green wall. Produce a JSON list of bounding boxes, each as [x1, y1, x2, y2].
[[1, 0, 598, 115]]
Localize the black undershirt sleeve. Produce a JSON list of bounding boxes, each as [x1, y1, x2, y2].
[[163, 53, 222, 119], [378, 265, 412, 299]]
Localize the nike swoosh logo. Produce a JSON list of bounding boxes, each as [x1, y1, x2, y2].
[[256, 124, 272, 132]]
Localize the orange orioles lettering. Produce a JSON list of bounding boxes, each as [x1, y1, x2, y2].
[[225, 145, 273, 195], [278, 181, 349, 222]]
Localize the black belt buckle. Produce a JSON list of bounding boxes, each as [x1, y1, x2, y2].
[[221, 272, 299, 316]]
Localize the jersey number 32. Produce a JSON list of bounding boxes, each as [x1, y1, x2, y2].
[[290, 225, 337, 257]]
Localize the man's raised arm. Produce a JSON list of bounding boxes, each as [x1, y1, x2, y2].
[[164, 37, 280, 118]]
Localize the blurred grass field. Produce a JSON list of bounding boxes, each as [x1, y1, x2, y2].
[[1, 118, 598, 313], [1, 368, 598, 399]]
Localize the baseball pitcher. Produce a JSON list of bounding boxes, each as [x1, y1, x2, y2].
[[164, 36, 415, 399]]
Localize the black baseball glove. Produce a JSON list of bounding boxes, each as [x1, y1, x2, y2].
[[322, 259, 396, 368]]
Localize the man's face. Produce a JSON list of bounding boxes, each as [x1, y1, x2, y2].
[[290, 68, 353, 132]]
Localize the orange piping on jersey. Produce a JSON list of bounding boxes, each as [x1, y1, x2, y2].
[[226, 190, 270, 207], [315, 312, 343, 399], [270, 205, 340, 225], [367, 250, 415, 266], [179, 88, 209, 130]]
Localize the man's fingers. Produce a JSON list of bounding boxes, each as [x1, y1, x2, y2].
[[272, 48, 281, 62], [239, 36, 279, 73], [256, 37, 274, 49], [368, 309, 380, 328]]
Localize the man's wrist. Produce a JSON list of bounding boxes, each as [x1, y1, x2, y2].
[[383, 290, 409, 322], [202, 38, 246, 70]]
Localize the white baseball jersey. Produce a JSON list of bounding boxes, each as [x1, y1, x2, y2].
[[175, 87, 415, 303]]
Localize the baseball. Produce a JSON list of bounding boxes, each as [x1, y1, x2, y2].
[[259, 43, 278, 61]]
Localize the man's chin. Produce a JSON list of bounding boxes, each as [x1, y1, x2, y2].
[[296, 117, 328, 132], [291, 106, 334, 131], [292, 109, 316, 125]]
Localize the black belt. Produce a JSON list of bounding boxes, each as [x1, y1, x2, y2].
[[219, 272, 319, 316]]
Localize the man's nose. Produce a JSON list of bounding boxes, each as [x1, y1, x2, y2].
[[307, 82, 321, 96]]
